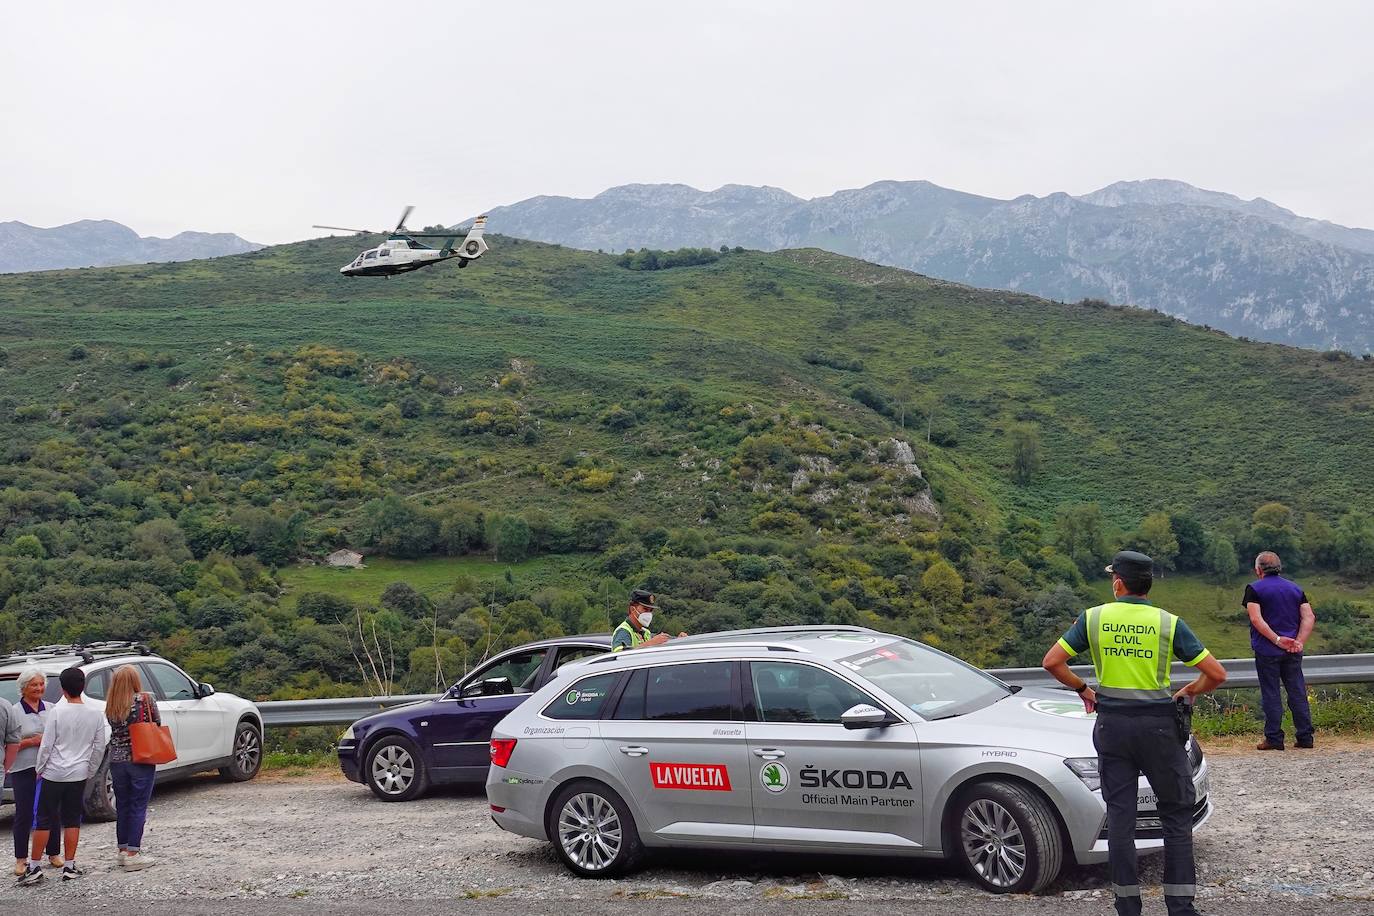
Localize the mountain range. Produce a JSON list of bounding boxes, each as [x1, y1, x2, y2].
[[484, 179, 1374, 353], [0, 219, 261, 273]]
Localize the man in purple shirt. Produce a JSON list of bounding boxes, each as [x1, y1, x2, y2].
[[1244, 550, 1315, 750]]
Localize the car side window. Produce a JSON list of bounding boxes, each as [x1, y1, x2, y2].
[[751, 661, 880, 725], [85, 669, 109, 700], [553, 645, 603, 670], [542, 671, 621, 720], [145, 662, 197, 701], [624, 661, 737, 721], [463, 649, 549, 697]]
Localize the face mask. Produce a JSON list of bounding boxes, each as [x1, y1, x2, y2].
[[638, 611, 654, 628]]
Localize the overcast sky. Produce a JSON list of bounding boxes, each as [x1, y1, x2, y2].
[[3, 1, 1372, 244]]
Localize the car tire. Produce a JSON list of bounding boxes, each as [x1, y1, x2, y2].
[[83, 753, 117, 822], [547, 780, 645, 878], [949, 780, 1064, 894], [218, 720, 263, 782], [363, 735, 429, 802]]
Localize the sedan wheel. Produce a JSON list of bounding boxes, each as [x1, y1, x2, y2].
[[548, 781, 644, 878], [950, 780, 1063, 894], [559, 793, 623, 872], [961, 798, 1028, 888], [364, 736, 429, 802]]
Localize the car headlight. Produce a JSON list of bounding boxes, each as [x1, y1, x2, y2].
[[339, 724, 356, 743], [1065, 757, 1100, 792]]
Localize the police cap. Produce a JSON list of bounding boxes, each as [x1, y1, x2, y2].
[[629, 588, 659, 609], [1104, 550, 1153, 580]]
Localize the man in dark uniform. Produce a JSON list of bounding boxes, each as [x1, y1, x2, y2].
[[1043, 550, 1228, 916], [1244, 550, 1316, 750]]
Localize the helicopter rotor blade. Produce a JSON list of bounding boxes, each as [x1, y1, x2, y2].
[[313, 225, 375, 234], [393, 205, 415, 235]]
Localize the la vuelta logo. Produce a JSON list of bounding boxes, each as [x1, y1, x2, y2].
[[649, 762, 733, 791]]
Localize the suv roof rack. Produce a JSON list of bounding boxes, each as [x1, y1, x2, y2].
[[0, 641, 152, 667]]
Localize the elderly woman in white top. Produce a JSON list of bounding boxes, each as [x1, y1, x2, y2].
[[7, 668, 62, 876]]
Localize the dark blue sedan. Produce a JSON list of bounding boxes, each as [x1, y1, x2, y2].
[[338, 634, 611, 800]]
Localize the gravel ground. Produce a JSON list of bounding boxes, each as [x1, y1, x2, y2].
[[1, 740, 1371, 908]]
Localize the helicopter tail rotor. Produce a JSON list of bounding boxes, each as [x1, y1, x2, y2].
[[457, 215, 488, 260]]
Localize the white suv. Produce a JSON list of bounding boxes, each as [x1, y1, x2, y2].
[[0, 642, 264, 820]]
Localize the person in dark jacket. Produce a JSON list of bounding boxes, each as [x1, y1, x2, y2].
[[1244, 551, 1315, 750], [104, 665, 161, 870]]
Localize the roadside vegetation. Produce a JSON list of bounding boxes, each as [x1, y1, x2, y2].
[[0, 236, 1371, 707]]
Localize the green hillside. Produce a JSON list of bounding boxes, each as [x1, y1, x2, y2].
[[1, 236, 1372, 698]]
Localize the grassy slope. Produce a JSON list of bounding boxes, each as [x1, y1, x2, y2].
[[277, 554, 596, 611], [3, 236, 1374, 654], [5, 236, 1372, 534]]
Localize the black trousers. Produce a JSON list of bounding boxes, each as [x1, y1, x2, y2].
[[6, 769, 61, 860], [1094, 712, 1200, 916]]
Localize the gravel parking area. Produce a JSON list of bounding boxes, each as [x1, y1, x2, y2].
[[1, 740, 1371, 906]]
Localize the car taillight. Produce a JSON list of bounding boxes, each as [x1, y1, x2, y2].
[[490, 738, 517, 768]]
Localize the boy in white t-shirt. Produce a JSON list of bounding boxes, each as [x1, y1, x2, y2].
[[17, 667, 107, 886]]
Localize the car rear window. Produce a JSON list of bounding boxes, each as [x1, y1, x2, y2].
[[614, 661, 738, 721], [0, 675, 63, 705], [542, 671, 621, 720]]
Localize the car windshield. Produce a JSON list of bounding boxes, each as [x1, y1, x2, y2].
[[837, 638, 1009, 720]]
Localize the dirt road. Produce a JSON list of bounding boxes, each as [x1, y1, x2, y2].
[[1, 740, 1370, 908]]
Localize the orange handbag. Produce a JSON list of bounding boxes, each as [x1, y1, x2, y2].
[[128, 693, 177, 765]]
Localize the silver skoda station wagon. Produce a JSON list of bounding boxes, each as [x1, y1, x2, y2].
[[486, 626, 1210, 894]]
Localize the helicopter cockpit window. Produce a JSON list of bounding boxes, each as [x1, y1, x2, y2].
[[378, 248, 389, 257], [407, 240, 426, 249], [364, 250, 378, 260]]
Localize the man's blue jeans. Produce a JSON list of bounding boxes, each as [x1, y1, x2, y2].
[[1255, 653, 1313, 746], [111, 762, 156, 852]]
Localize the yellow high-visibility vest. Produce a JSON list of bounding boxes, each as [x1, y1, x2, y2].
[[1085, 601, 1179, 702], [612, 620, 650, 652]]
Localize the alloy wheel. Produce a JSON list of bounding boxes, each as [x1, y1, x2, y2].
[[371, 744, 415, 795], [960, 797, 1028, 888], [235, 727, 261, 774], [557, 792, 623, 872]]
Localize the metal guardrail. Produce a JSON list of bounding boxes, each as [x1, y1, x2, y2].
[[987, 653, 1374, 691], [255, 653, 1374, 729]]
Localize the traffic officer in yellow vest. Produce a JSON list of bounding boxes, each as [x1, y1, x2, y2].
[[1043, 550, 1227, 916], [611, 589, 687, 652]]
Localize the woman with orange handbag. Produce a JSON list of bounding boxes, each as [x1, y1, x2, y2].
[[105, 665, 167, 871]]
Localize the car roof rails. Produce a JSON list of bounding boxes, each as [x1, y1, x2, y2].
[[585, 642, 809, 665], [0, 641, 152, 667]]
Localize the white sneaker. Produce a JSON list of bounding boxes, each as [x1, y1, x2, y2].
[[122, 854, 157, 871]]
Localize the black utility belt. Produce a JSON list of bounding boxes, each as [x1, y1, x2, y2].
[[1096, 703, 1176, 718]]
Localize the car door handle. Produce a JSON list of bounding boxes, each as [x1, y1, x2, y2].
[[752, 748, 786, 759], [619, 746, 649, 757]]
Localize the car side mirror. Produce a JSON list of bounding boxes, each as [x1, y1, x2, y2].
[[462, 676, 513, 698], [197, 683, 216, 699], [840, 703, 892, 730]]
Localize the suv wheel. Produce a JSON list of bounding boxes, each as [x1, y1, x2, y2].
[[548, 780, 644, 878], [84, 753, 117, 822], [364, 735, 428, 801], [218, 721, 263, 782], [950, 780, 1063, 894]]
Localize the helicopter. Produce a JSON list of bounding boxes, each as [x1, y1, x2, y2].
[[313, 206, 489, 277]]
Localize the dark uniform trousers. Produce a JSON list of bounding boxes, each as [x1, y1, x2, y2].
[[1093, 711, 1201, 916]]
